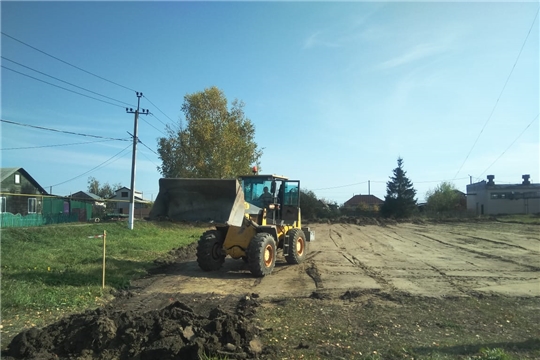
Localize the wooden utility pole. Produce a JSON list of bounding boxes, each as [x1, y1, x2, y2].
[[126, 92, 149, 230]]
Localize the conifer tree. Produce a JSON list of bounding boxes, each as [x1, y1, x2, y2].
[[381, 157, 417, 218]]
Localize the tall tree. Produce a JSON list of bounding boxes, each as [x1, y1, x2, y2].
[[426, 181, 462, 212], [380, 157, 417, 218], [157, 86, 263, 178], [87, 177, 121, 199]]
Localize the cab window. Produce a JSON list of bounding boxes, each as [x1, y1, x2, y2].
[[283, 181, 299, 206], [242, 178, 272, 207]]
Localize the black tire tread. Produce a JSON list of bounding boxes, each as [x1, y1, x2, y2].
[[284, 228, 307, 265], [196, 230, 225, 271], [247, 233, 276, 277]]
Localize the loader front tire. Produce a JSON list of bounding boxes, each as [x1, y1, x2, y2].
[[248, 233, 276, 277], [285, 228, 307, 264], [197, 230, 225, 271]]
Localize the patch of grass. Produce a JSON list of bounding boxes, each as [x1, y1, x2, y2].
[[255, 296, 540, 359], [467, 347, 513, 360], [0, 220, 202, 348], [494, 214, 540, 225]]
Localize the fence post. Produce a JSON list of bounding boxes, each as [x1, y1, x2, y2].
[[102, 230, 107, 289]]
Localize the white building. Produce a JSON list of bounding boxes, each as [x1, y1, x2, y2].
[[110, 187, 149, 214], [466, 175, 540, 215]]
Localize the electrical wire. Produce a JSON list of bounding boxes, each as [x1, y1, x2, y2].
[[1, 31, 137, 93], [0, 138, 121, 150], [140, 117, 167, 136], [313, 177, 470, 192], [138, 149, 160, 168], [137, 139, 160, 156], [46, 143, 132, 188], [150, 113, 174, 130], [2, 56, 135, 108], [414, 177, 468, 184], [143, 95, 176, 126], [453, 7, 540, 179], [2, 66, 128, 109], [1, 118, 130, 141], [312, 181, 368, 191], [478, 113, 539, 177]]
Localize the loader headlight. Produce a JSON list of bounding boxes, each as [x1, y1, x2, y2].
[[268, 204, 276, 210]]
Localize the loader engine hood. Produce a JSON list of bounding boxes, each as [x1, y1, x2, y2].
[[149, 178, 246, 227]]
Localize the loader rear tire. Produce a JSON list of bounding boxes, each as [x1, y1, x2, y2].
[[197, 230, 225, 271], [285, 228, 307, 264], [248, 233, 276, 277]]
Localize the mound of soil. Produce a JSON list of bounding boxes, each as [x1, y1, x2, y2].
[[4, 296, 264, 360], [153, 242, 198, 266]]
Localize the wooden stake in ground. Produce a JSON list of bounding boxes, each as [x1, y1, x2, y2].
[[102, 230, 107, 289]]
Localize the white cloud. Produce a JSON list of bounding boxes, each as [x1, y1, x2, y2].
[[378, 43, 447, 70], [302, 31, 341, 50]]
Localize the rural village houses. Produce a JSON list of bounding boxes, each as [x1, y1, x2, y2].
[[0, 167, 151, 227]]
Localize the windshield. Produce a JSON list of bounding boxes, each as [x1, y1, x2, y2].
[[241, 177, 273, 208]]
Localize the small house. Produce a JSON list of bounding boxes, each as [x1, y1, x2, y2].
[[344, 194, 384, 210], [0, 167, 48, 215], [109, 187, 151, 216]]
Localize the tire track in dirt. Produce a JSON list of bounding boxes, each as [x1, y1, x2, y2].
[[414, 232, 540, 272], [302, 228, 345, 290], [446, 231, 540, 253], [341, 252, 397, 292], [329, 226, 397, 292], [366, 226, 469, 295]]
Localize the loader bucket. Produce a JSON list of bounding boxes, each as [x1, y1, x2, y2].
[[149, 178, 246, 227]]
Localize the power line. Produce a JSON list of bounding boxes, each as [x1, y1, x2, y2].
[[2, 66, 127, 109], [415, 177, 468, 184], [1, 118, 130, 141], [314, 177, 470, 192], [143, 95, 176, 126], [2, 56, 135, 108], [138, 139, 160, 156], [140, 117, 167, 136], [47, 143, 132, 188], [1, 31, 137, 93], [312, 181, 367, 191], [0, 138, 120, 150], [453, 7, 539, 179], [150, 113, 172, 129], [138, 149, 160, 168], [479, 113, 539, 177]]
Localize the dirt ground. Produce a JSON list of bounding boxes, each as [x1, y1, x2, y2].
[[111, 221, 540, 304], [4, 221, 540, 359]]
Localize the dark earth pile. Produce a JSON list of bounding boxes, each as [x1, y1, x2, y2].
[[3, 295, 264, 360]]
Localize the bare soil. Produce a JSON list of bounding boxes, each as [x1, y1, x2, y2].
[[3, 221, 539, 359]]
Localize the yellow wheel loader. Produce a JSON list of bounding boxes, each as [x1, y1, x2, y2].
[[149, 175, 315, 277]]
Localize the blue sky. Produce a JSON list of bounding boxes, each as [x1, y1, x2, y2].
[[1, 1, 538, 204]]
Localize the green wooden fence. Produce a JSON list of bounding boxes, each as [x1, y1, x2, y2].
[[0, 197, 92, 228]]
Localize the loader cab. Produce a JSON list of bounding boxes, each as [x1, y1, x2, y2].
[[239, 175, 301, 225]]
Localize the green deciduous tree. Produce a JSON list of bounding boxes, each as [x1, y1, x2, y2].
[[87, 177, 122, 199], [157, 86, 263, 178], [380, 157, 417, 218], [87, 177, 122, 214], [299, 189, 320, 220], [426, 181, 462, 212]]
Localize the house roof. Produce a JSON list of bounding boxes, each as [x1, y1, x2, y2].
[[0, 167, 48, 195], [344, 194, 384, 207], [70, 191, 103, 201]]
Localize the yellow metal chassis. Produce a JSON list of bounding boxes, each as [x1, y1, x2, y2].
[[222, 208, 301, 259]]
